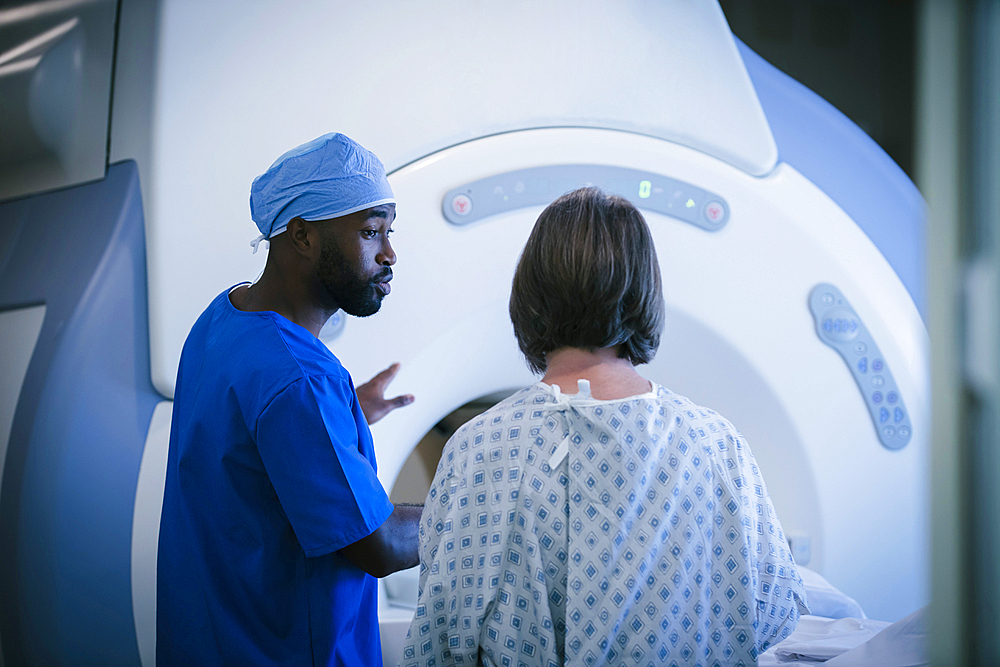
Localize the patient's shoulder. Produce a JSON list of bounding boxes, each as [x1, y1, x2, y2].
[[654, 385, 741, 433], [434, 385, 546, 475], [460, 384, 552, 428]]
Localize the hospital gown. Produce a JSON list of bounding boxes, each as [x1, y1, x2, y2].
[[400, 381, 808, 667]]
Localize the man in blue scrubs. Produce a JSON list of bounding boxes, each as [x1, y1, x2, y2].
[[157, 133, 420, 666]]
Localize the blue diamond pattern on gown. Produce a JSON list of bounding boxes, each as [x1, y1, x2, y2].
[[401, 381, 808, 667]]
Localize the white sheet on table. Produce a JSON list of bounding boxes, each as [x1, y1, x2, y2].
[[824, 606, 928, 666], [760, 615, 890, 664]]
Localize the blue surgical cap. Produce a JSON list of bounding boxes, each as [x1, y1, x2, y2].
[[249, 133, 394, 250]]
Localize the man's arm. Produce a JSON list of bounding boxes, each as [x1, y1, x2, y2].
[[339, 503, 422, 578]]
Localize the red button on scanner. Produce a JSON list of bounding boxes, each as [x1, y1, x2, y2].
[[451, 194, 473, 216], [704, 200, 725, 223]]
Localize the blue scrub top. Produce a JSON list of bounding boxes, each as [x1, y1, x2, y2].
[[157, 287, 394, 666]]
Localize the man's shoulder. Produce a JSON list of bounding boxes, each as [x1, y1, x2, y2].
[[266, 317, 350, 383], [239, 317, 353, 404], [180, 290, 351, 404]]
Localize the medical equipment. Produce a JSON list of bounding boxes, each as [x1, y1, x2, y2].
[[0, 2, 927, 665]]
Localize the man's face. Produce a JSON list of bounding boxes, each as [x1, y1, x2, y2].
[[316, 204, 396, 317]]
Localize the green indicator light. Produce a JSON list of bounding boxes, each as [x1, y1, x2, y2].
[[638, 180, 652, 199], [686, 198, 695, 208]]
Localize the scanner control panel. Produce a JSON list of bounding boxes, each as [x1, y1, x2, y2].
[[809, 284, 911, 450], [443, 164, 729, 231]]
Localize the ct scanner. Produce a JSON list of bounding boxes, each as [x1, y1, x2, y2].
[[0, 2, 928, 665]]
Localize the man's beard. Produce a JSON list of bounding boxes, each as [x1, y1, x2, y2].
[[317, 236, 389, 317]]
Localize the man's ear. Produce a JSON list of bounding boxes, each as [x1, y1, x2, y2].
[[286, 217, 317, 258]]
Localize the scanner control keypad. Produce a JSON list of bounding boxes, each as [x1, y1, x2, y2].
[[809, 284, 911, 450]]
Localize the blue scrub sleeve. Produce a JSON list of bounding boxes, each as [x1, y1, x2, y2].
[[254, 374, 394, 557]]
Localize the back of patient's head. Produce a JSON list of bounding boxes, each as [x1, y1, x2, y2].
[[510, 187, 665, 374]]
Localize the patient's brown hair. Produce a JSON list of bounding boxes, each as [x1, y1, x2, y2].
[[509, 187, 665, 374]]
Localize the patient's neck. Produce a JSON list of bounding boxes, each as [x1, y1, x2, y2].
[[541, 346, 651, 400]]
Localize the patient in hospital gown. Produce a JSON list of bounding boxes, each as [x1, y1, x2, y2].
[[400, 188, 808, 666]]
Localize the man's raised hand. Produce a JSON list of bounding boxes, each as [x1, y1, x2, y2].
[[356, 362, 415, 424]]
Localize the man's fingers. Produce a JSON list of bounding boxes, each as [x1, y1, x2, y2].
[[370, 362, 401, 387], [357, 364, 411, 425], [387, 394, 415, 409]]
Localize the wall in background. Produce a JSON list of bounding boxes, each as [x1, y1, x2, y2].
[[720, 0, 916, 180]]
